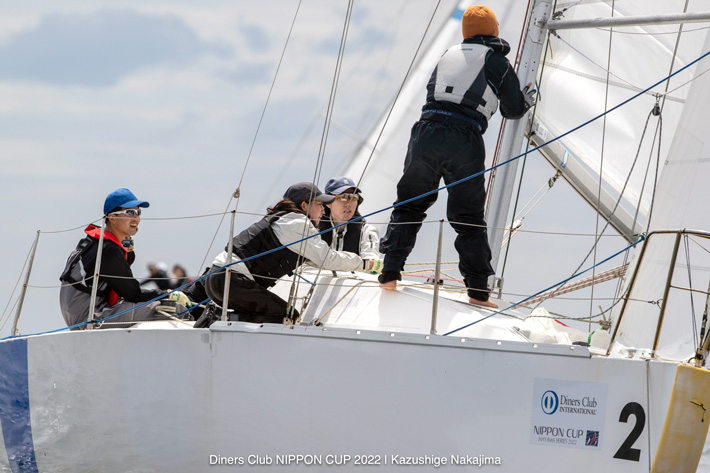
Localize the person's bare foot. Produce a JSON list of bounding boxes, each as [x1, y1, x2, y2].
[[380, 280, 397, 290], [378, 271, 400, 289], [469, 297, 498, 309]]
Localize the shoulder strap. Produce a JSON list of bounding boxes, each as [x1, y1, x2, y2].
[[59, 236, 97, 290]]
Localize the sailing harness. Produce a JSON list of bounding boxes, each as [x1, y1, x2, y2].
[[420, 109, 483, 132]]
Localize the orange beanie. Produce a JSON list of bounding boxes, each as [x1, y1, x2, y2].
[[462, 5, 499, 38]]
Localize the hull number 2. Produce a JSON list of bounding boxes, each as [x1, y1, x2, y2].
[[613, 402, 645, 462]]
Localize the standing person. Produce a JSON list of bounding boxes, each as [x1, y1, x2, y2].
[[204, 182, 381, 324], [378, 5, 535, 308], [319, 176, 381, 261], [59, 188, 192, 329]]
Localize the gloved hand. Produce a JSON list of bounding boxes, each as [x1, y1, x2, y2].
[[522, 82, 537, 109], [168, 290, 194, 308], [363, 258, 384, 275]]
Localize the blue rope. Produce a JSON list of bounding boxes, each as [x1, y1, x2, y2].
[[176, 298, 211, 317], [5, 49, 709, 342], [295, 273, 316, 287], [443, 236, 645, 336]]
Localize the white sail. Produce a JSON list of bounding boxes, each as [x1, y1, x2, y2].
[[3, 2, 710, 471], [343, 0, 525, 222], [611, 23, 710, 360], [531, 1, 709, 239]]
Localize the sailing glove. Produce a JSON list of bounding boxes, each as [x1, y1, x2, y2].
[[363, 258, 384, 274], [522, 83, 537, 109], [168, 290, 194, 308]]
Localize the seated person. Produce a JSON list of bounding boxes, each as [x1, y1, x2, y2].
[[140, 262, 171, 290], [204, 182, 381, 324], [319, 176, 380, 260], [59, 188, 192, 329], [170, 264, 192, 289]]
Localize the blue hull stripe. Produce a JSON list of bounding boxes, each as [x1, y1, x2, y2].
[[0, 338, 38, 473]]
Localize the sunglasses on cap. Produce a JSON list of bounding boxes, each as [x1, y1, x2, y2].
[[334, 193, 362, 203], [110, 208, 142, 217]]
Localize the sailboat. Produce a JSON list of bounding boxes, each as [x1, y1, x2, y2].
[[1, 1, 710, 472]]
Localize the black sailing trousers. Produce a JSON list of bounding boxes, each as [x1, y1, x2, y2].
[[380, 118, 494, 301], [204, 267, 298, 324]]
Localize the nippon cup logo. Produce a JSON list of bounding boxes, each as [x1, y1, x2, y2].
[[541, 390, 559, 415]]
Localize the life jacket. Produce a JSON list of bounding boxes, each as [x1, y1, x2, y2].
[[228, 212, 300, 288], [319, 214, 363, 255], [426, 42, 498, 121], [59, 225, 127, 306]]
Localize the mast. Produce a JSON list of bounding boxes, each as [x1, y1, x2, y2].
[[486, 0, 553, 273]]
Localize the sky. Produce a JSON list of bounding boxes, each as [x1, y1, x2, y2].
[[0, 0, 634, 338]]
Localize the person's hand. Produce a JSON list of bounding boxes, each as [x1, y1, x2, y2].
[[362, 258, 384, 274], [522, 82, 537, 109], [168, 290, 194, 308]]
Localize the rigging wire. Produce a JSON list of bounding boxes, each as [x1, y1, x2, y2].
[[685, 234, 699, 348], [445, 236, 646, 336], [532, 105, 662, 311], [532, 0, 689, 313], [235, 0, 303, 195], [498, 0, 554, 286], [196, 0, 304, 276], [631, 110, 662, 233], [7, 40, 710, 341], [510, 172, 559, 223], [30, 220, 101, 234], [611, 3, 690, 306], [615, 3, 688, 310], [596, 25, 710, 36], [551, 35, 654, 95], [288, 0, 356, 320], [289, 0, 446, 317], [588, 0, 616, 329], [690, 236, 710, 257], [254, 0, 408, 210], [353, 0, 444, 189], [0, 240, 36, 332], [311, 0, 354, 188]]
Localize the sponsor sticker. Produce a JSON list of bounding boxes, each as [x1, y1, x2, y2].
[[530, 378, 608, 450]]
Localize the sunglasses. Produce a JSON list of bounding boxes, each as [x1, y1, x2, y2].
[[334, 193, 362, 203], [110, 208, 142, 217]]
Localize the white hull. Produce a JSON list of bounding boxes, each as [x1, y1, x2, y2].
[[0, 308, 679, 472]]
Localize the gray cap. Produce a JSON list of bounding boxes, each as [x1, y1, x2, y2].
[[283, 182, 335, 204]]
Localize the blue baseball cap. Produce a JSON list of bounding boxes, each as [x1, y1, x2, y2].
[[103, 188, 150, 215], [324, 176, 361, 195]]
